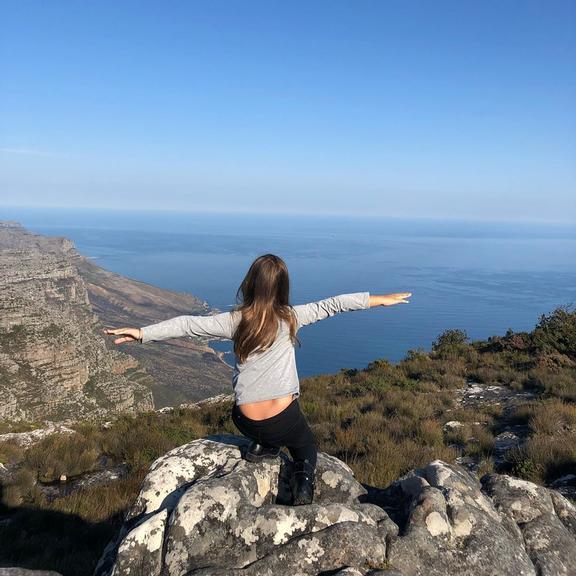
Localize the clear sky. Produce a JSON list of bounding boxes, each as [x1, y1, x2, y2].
[[1, 0, 575, 222]]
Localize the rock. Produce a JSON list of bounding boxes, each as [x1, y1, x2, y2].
[[333, 569, 365, 576], [188, 522, 388, 576], [334, 568, 404, 576], [551, 473, 576, 487], [0, 222, 154, 421], [493, 430, 522, 463], [442, 420, 464, 432], [0, 422, 76, 448], [111, 509, 167, 576], [454, 455, 480, 474], [455, 381, 538, 410], [155, 394, 235, 414], [481, 473, 576, 575], [549, 474, 576, 503], [367, 460, 539, 576], [94, 435, 397, 576], [96, 437, 576, 576]]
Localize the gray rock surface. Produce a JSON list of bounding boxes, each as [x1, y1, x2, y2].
[[95, 435, 576, 576], [0, 422, 76, 447], [481, 473, 576, 576], [381, 460, 538, 576]]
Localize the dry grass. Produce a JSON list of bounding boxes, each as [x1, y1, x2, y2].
[[504, 398, 576, 483], [300, 371, 461, 487], [25, 434, 101, 483], [0, 440, 24, 465], [524, 367, 576, 401], [528, 398, 576, 436]]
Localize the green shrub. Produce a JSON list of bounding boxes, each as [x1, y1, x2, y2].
[[432, 329, 469, 358], [531, 305, 576, 359]]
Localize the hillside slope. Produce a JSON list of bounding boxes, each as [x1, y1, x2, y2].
[[76, 254, 232, 407]]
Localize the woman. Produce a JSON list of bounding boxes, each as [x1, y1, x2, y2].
[[105, 253, 411, 505]]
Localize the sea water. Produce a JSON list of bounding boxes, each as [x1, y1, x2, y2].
[[3, 207, 575, 378]]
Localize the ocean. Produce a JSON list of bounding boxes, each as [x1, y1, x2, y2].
[[3, 207, 575, 378]]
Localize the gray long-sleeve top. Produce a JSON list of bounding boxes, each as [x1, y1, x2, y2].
[[140, 292, 371, 405]]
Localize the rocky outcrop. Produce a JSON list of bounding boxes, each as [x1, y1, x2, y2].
[[378, 463, 568, 576], [94, 435, 576, 576], [482, 474, 576, 576], [0, 422, 76, 447], [0, 221, 154, 421], [154, 393, 235, 415], [450, 380, 539, 472]]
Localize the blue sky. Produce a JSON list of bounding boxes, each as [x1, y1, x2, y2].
[[1, 0, 575, 222]]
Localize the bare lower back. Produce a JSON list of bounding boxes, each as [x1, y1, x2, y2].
[[238, 393, 297, 420]]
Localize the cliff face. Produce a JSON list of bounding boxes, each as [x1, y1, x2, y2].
[[0, 222, 154, 421]]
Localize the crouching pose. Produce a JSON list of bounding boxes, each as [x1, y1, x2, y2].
[[105, 253, 411, 505]]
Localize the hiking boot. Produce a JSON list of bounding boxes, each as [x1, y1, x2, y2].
[[245, 441, 281, 463], [291, 460, 316, 505]]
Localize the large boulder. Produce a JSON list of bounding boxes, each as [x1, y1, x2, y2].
[[94, 435, 395, 576], [380, 460, 537, 576], [94, 435, 576, 576]]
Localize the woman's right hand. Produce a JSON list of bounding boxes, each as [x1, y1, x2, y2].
[[104, 327, 142, 344], [369, 293, 412, 307]]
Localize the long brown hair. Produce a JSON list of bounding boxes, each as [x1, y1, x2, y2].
[[232, 254, 301, 363]]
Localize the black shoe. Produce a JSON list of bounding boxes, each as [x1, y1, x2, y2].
[[291, 460, 316, 505], [245, 441, 281, 463]]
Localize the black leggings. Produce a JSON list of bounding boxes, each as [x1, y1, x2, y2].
[[232, 398, 318, 468]]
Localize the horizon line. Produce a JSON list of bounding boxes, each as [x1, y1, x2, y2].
[[2, 204, 575, 227]]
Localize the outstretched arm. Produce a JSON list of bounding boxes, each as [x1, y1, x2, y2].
[[291, 292, 370, 329], [291, 291, 411, 329], [104, 311, 241, 345]]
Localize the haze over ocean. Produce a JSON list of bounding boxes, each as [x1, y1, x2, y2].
[[4, 207, 575, 379]]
